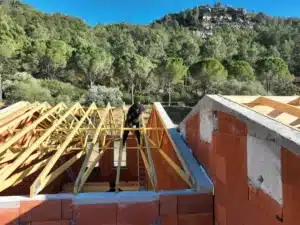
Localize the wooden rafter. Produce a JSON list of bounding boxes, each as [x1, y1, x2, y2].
[[74, 103, 111, 194], [30, 103, 96, 197]]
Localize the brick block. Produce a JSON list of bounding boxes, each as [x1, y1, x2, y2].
[[0, 207, 19, 225], [159, 195, 177, 215], [62, 200, 73, 220], [248, 185, 282, 220], [215, 202, 226, 225], [177, 193, 213, 215], [117, 200, 159, 225], [161, 215, 178, 225], [31, 221, 70, 225], [178, 213, 213, 225], [74, 203, 117, 225], [217, 112, 247, 136], [20, 200, 62, 223], [214, 153, 226, 184]]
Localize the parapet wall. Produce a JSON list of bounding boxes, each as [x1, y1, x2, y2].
[[0, 191, 213, 225], [179, 95, 300, 225]]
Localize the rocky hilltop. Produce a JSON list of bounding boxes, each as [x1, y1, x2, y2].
[[153, 3, 259, 37]]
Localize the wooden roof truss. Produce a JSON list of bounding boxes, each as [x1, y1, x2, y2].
[[0, 102, 193, 197]]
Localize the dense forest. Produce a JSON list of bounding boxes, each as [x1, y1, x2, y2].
[[0, 1, 300, 107]]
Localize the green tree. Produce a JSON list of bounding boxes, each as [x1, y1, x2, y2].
[[256, 57, 294, 92], [227, 61, 255, 81], [159, 57, 188, 106], [75, 47, 113, 87], [189, 58, 228, 97]]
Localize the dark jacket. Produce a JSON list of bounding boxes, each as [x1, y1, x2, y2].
[[125, 103, 145, 126]]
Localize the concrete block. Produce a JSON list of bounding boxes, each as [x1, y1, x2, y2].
[[161, 215, 178, 225], [62, 200, 73, 220]]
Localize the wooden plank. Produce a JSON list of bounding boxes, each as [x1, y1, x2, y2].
[[0, 103, 80, 183], [148, 138, 192, 188], [139, 140, 155, 190], [115, 104, 126, 192], [30, 103, 96, 197], [141, 114, 157, 188]]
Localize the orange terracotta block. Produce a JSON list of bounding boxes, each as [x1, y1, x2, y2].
[[217, 111, 247, 136], [0, 207, 19, 225], [31, 221, 70, 225], [74, 203, 117, 225], [117, 201, 159, 225], [161, 215, 178, 225], [159, 195, 177, 215], [178, 213, 213, 225], [177, 193, 213, 215], [19, 200, 62, 222], [62, 199, 73, 220]]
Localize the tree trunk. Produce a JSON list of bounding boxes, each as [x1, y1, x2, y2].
[[131, 83, 134, 104], [168, 82, 171, 106]]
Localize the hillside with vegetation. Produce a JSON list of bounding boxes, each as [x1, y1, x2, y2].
[[0, 1, 300, 107]]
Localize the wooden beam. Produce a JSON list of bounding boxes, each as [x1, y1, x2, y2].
[[0, 103, 80, 183], [138, 136, 155, 190], [0, 157, 50, 192], [115, 104, 126, 192], [74, 103, 111, 194], [0, 103, 64, 155], [141, 114, 157, 188], [260, 97, 300, 118], [148, 138, 192, 188], [76, 139, 113, 193], [30, 103, 96, 197], [36, 151, 84, 194]]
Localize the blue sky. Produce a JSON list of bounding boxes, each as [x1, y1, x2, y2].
[[22, 0, 300, 26]]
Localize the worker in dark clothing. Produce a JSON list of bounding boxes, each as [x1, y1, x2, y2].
[[122, 97, 146, 146], [107, 181, 122, 192]]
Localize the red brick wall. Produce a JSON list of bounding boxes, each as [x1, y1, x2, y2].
[[147, 108, 188, 190], [184, 110, 296, 225], [99, 136, 139, 183], [0, 192, 213, 225]]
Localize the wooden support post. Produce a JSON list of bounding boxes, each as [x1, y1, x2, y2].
[[115, 104, 126, 192], [141, 114, 157, 189], [0, 103, 80, 185], [74, 103, 111, 194], [77, 139, 113, 192], [30, 103, 96, 197]]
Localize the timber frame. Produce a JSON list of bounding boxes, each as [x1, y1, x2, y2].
[[0, 102, 194, 197]]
